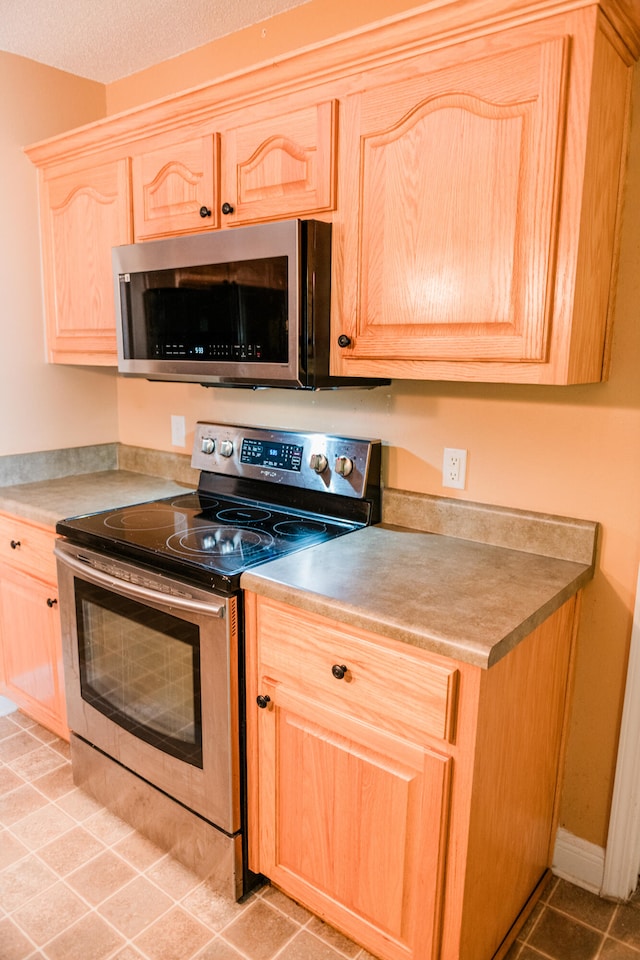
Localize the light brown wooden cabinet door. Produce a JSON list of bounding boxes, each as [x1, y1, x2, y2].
[[220, 100, 336, 225], [41, 158, 132, 364], [132, 134, 219, 239], [334, 37, 568, 372], [132, 103, 336, 237], [254, 681, 451, 960], [0, 567, 67, 739]]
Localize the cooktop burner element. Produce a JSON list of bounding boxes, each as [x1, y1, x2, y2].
[[56, 423, 382, 593], [104, 507, 180, 531], [216, 507, 272, 524], [167, 526, 274, 557], [273, 519, 327, 538]]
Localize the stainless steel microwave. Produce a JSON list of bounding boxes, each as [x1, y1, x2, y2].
[[114, 219, 387, 390]]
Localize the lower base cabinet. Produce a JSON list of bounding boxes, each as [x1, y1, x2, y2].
[[0, 513, 68, 739], [259, 683, 451, 959], [245, 592, 577, 960]]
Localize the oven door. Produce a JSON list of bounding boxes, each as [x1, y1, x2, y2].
[[54, 539, 240, 834]]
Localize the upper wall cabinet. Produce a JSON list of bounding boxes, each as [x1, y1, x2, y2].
[[335, 38, 567, 369], [219, 100, 337, 225], [131, 101, 336, 240], [39, 158, 132, 364], [132, 134, 219, 240], [331, 10, 634, 384], [25, 1, 640, 380]]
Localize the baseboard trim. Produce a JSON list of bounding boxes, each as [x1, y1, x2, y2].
[[552, 828, 605, 895]]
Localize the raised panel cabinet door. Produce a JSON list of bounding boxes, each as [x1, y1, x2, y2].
[[41, 158, 132, 364], [255, 682, 451, 960], [132, 134, 219, 239], [335, 37, 568, 369], [0, 568, 68, 739], [220, 100, 336, 224]]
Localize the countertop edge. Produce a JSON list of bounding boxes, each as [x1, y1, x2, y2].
[[0, 471, 192, 528], [0, 462, 598, 670], [241, 552, 594, 670]]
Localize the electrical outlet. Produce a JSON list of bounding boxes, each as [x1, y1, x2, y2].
[[442, 447, 467, 489], [171, 415, 186, 448]]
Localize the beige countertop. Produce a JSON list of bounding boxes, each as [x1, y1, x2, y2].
[[0, 450, 598, 670], [0, 470, 191, 528], [242, 491, 599, 669]]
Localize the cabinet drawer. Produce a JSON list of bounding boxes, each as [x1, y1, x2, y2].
[[257, 600, 458, 743], [0, 514, 57, 583]]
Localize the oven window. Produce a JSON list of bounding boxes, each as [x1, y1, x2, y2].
[[75, 580, 203, 767]]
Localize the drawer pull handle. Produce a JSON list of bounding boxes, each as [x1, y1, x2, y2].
[[10, 540, 21, 549], [46, 598, 58, 608], [256, 694, 271, 709], [331, 664, 348, 680]]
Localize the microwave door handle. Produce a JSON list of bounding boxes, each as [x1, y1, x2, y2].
[[54, 544, 226, 618]]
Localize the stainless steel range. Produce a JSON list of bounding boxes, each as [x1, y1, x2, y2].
[[54, 422, 381, 899]]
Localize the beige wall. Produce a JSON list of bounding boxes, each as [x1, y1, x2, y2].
[[106, 0, 425, 115], [0, 52, 117, 456], [108, 1, 640, 850]]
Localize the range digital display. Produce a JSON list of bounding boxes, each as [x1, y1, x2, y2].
[[240, 439, 303, 472]]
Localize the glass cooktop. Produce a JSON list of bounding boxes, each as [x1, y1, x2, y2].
[[56, 491, 360, 593]]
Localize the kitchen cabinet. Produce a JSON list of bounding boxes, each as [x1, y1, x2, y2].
[[132, 133, 219, 240], [0, 513, 68, 739], [33, 100, 336, 359], [245, 592, 578, 960], [219, 99, 336, 226], [332, 9, 633, 383], [25, 1, 639, 381], [132, 100, 336, 240], [39, 157, 132, 364]]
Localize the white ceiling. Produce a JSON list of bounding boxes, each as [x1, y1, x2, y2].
[[0, 0, 311, 83]]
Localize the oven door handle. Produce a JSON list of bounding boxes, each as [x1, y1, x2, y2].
[[54, 544, 226, 618]]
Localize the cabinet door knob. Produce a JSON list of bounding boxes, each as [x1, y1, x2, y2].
[[256, 694, 271, 709], [10, 540, 21, 549], [337, 334, 352, 348], [331, 664, 348, 680], [221, 202, 235, 215], [199, 206, 212, 218], [46, 597, 58, 608]]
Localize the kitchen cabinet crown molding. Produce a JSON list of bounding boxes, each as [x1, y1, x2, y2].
[[24, 0, 640, 170]]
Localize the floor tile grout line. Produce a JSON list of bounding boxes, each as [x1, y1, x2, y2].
[[513, 889, 640, 960], [269, 922, 340, 960], [3, 914, 43, 959], [538, 902, 619, 940], [11, 865, 210, 960], [3, 811, 197, 954], [11, 715, 639, 960], [246, 888, 366, 958], [514, 895, 545, 948], [6, 820, 322, 960]]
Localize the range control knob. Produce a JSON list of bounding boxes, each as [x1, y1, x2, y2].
[[309, 452, 328, 474], [335, 456, 354, 478], [219, 439, 234, 458], [201, 437, 215, 455]]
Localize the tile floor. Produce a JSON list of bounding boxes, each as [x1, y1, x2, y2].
[[2, 703, 640, 960], [505, 877, 640, 960]]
